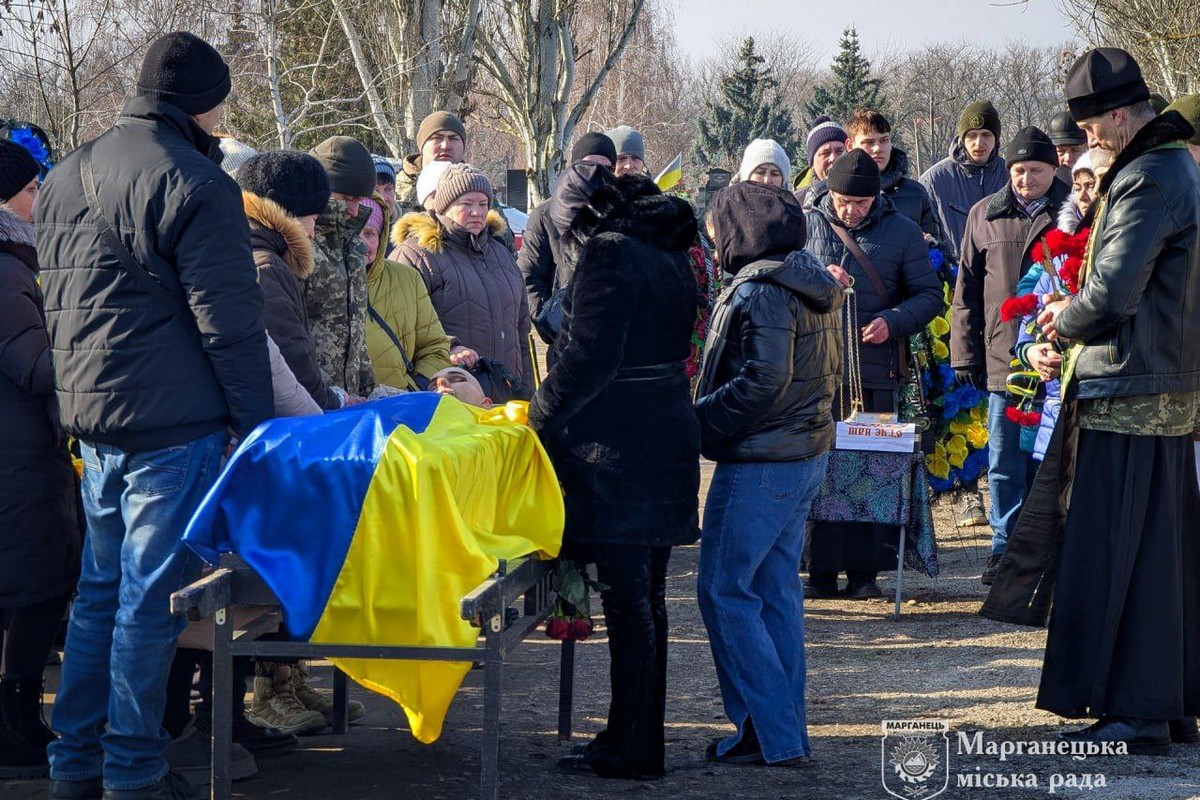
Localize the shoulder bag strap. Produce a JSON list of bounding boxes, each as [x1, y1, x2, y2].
[[830, 223, 892, 307], [79, 142, 189, 317], [367, 305, 415, 376]]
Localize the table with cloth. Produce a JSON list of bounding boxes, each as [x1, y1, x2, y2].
[[809, 449, 939, 618]]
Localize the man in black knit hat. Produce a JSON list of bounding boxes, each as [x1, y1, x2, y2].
[[801, 149, 944, 600], [37, 31, 273, 800], [1020, 46, 1200, 753], [951, 126, 1070, 587]]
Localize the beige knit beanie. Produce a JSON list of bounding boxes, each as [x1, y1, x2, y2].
[[433, 164, 493, 215]]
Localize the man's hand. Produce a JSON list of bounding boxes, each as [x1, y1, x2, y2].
[[1037, 297, 1073, 342], [826, 264, 852, 288], [954, 366, 986, 390], [1026, 343, 1063, 381], [344, 394, 367, 406], [861, 317, 890, 344], [450, 345, 479, 368]]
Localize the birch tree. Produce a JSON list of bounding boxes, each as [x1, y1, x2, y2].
[[474, 0, 646, 203]]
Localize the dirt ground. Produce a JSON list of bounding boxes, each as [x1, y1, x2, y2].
[[6, 465, 1200, 800]]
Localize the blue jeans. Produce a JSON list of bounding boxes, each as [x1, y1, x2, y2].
[[697, 454, 828, 763], [986, 392, 1037, 555], [49, 432, 226, 791]]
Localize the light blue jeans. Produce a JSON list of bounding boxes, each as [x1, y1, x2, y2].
[[987, 392, 1037, 555], [697, 454, 828, 763], [49, 432, 226, 791]]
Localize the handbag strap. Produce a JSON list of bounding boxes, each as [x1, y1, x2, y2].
[[831, 223, 892, 307], [368, 305, 415, 376], [79, 142, 189, 317]]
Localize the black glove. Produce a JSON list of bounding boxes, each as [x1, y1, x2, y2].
[[954, 367, 986, 390]]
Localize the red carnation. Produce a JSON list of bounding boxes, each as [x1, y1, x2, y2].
[[1005, 406, 1041, 426], [1000, 294, 1039, 322], [545, 617, 570, 640]]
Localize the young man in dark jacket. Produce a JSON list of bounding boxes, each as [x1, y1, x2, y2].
[[1023, 48, 1200, 752], [695, 181, 843, 768], [802, 149, 943, 599], [37, 32, 273, 800], [951, 126, 1070, 585]]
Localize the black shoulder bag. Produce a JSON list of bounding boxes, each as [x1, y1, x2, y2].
[[368, 305, 427, 390]]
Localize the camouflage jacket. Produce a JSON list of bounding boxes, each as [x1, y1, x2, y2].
[[303, 198, 376, 396]]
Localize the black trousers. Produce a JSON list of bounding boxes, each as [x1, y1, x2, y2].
[[567, 544, 670, 777], [1, 593, 70, 681]]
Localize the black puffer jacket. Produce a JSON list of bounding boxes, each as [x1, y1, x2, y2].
[[880, 147, 943, 245], [919, 139, 1009, 262], [529, 175, 700, 548], [804, 190, 944, 389], [1058, 112, 1200, 399], [36, 97, 273, 451], [696, 251, 844, 462], [0, 208, 82, 607]]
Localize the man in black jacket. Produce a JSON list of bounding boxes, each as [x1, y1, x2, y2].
[[1029, 47, 1200, 753], [695, 181, 843, 768], [37, 32, 272, 800]]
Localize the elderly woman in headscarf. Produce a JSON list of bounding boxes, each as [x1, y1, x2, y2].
[[391, 164, 532, 395]]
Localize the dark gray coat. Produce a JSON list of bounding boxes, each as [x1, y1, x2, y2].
[[804, 191, 944, 390], [919, 139, 1009, 262]]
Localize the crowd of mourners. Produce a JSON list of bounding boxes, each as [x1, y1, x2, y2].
[[0, 29, 1197, 797]]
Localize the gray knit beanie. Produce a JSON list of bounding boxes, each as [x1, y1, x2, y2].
[[605, 126, 645, 160], [433, 164, 493, 215]]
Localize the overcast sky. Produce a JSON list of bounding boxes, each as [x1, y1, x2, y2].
[[671, 0, 1077, 63]]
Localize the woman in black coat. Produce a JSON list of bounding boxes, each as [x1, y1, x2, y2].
[[802, 149, 942, 600], [0, 140, 82, 777], [530, 174, 701, 780]]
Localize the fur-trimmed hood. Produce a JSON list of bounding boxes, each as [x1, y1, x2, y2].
[[390, 209, 507, 254], [0, 207, 35, 248], [566, 174, 697, 253], [242, 192, 314, 279]]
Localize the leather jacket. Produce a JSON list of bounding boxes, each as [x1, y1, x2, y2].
[[1058, 112, 1200, 399], [695, 251, 844, 462]]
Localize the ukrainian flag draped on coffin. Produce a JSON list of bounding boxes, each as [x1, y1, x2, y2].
[[183, 393, 564, 743]]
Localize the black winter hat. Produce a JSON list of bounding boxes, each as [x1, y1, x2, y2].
[[237, 151, 332, 218], [570, 132, 617, 166], [137, 32, 231, 115], [309, 136, 376, 198], [708, 181, 806, 275], [957, 101, 1002, 140], [0, 138, 40, 202], [1066, 47, 1150, 122], [825, 149, 881, 197], [1046, 111, 1087, 146], [1003, 126, 1059, 167]]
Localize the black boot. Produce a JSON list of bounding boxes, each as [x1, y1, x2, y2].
[[1169, 717, 1200, 744], [0, 679, 48, 779], [8, 678, 55, 747]]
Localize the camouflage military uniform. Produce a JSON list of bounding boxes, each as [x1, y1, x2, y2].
[[303, 197, 376, 397], [1077, 391, 1200, 437]]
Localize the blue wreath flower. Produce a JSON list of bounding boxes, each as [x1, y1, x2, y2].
[[10, 127, 52, 171], [928, 247, 944, 272], [928, 473, 954, 492]]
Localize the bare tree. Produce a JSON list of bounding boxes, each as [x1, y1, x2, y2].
[[474, 0, 646, 203], [1057, 0, 1200, 96]]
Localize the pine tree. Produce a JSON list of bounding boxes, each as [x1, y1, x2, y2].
[[695, 37, 802, 173], [806, 27, 886, 125]]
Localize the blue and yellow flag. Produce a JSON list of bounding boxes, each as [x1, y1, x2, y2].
[[184, 393, 564, 743], [654, 152, 683, 190]]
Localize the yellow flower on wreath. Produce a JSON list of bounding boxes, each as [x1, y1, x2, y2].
[[928, 451, 951, 479], [932, 339, 950, 360], [966, 422, 988, 448], [929, 315, 951, 338], [946, 434, 968, 468], [970, 404, 987, 424]]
